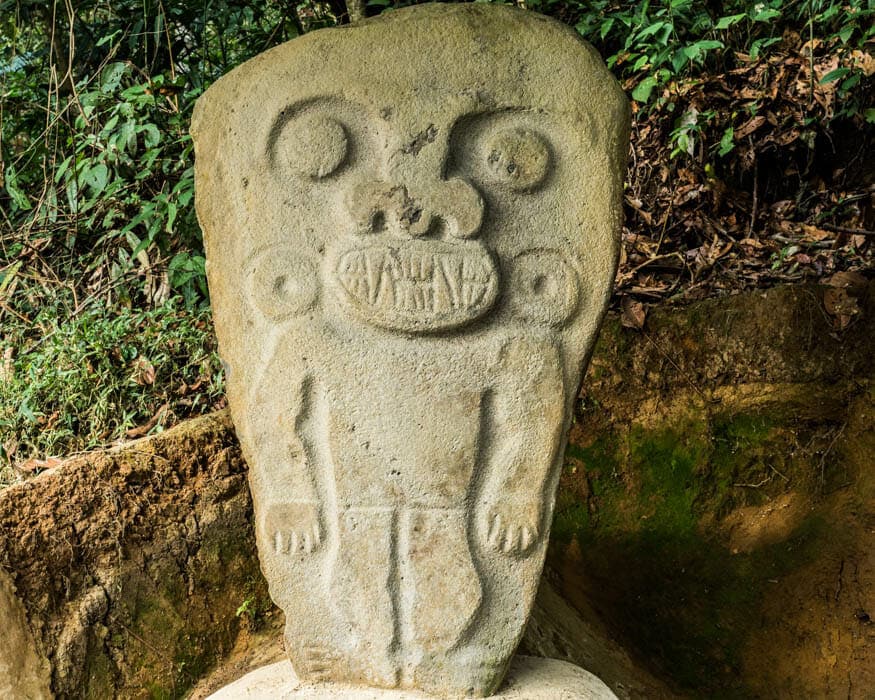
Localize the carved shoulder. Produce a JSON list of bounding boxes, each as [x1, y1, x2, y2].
[[496, 333, 561, 385]]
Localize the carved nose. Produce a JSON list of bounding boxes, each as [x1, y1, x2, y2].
[[346, 178, 483, 239]]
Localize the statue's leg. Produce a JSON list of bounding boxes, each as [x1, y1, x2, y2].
[[404, 507, 482, 653], [328, 506, 399, 687]]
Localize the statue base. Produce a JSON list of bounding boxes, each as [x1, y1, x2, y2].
[[206, 655, 617, 699]]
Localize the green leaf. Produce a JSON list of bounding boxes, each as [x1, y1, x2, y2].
[[83, 163, 109, 195], [139, 124, 161, 148], [751, 7, 781, 21], [18, 400, 37, 423], [819, 67, 851, 85], [100, 62, 127, 93], [4, 164, 32, 211], [65, 178, 79, 212], [100, 114, 120, 136], [54, 155, 73, 184], [118, 121, 137, 153], [638, 21, 668, 39], [683, 40, 724, 61], [750, 36, 782, 60], [96, 30, 122, 47], [839, 73, 861, 93], [718, 127, 735, 156], [632, 76, 658, 103], [165, 201, 178, 233], [0, 261, 23, 295], [715, 13, 746, 29]]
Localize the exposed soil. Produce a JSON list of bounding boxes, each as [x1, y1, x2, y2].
[[552, 281, 875, 697], [0, 413, 669, 700], [0, 412, 269, 699]]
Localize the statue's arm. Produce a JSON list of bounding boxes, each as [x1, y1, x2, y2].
[[483, 335, 564, 555], [247, 346, 322, 554]]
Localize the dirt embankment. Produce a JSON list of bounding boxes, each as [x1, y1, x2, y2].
[[553, 281, 875, 697], [0, 281, 872, 698], [0, 413, 268, 699]]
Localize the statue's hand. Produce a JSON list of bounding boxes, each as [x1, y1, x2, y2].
[[483, 494, 542, 555], [263, 501, 322, 554]]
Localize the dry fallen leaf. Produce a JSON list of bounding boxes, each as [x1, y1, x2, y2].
[[132, 357, 156, 386], [823, 271, 869, 329], [2, 439, 18, 459], [0, 346, 14, 382], [800, 224, 832, 241], [621, 296, 647, 330], [15, 457, 62, 474], [826, 271, 869, 294]]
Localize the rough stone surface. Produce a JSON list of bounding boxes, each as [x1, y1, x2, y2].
[[0, 567, 51, 699], [191, 574, 673, 700], [206, 656, 618, 699], [193, 3, 628, 697]]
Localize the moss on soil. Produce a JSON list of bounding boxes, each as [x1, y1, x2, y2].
[[550, 282, 874, 696]]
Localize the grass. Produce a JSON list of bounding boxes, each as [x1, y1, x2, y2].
[[0, 295, 223, 485]]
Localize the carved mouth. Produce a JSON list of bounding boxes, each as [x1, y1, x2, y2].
[[334, 239, 499, 332]]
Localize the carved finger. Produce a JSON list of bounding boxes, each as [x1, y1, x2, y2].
[[502, 525, 518, 553], [312, 522, 322, 547], [289, 531, 299, 553], [487, 513, 503, 548], [274, 530, 285, 554], [303, 531, 313, 553], [520, 526, 533, 551]]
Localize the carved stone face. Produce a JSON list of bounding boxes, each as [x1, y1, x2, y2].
[[194, 4, 628, 697]]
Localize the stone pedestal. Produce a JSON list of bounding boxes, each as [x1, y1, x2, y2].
[[207, 656, 617, 699]]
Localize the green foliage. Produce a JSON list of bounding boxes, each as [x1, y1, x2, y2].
[[563, 0, 874, 162], [2, 0, 871, 312], [0, 296, 223, 480], [568, 0, 873, 110], [1, 0, 308, 311]]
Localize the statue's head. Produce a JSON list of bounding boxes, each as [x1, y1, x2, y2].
[[194, 3, 628, 355]]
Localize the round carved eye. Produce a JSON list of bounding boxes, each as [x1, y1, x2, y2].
[[507, 249, 579, 326], [484, 128, 550, 192], [246, 251, 318, 321], [277, 113, 348, 179]]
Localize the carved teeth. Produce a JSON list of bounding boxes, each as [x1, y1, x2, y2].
[[337, 246, 495, 317]]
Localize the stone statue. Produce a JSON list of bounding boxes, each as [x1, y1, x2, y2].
[[193, 3, 628, 697]]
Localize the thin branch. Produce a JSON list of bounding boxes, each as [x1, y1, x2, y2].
[[819, 223, 875, 237]]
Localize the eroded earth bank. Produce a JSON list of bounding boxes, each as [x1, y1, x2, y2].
[[1, 281, 872, 699]]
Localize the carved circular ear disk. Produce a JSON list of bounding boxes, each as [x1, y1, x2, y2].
[[508, 249, 579, 326], [276, 113, 348, 179], [246, 250, 318, 321], [484, 128, 550, 192]]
